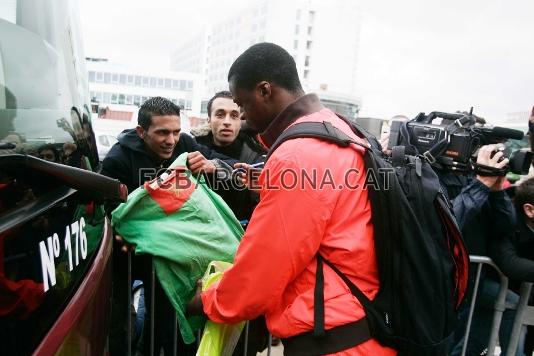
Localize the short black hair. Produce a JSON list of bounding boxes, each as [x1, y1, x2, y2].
[[38, 144, 60, 162], [207, 91, 233, 117], [515, 177, 534, 219], [138, 97, 180, 130], [228, 42, 303, 93]]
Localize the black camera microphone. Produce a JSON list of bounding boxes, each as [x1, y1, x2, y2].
[[478, 126, 524, 141]]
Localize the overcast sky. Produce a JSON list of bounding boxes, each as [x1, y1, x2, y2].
[[80, 0, 534, 123]]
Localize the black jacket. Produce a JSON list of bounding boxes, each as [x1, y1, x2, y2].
[[101, 129, 236, 194], [489, 218, 534, 286], [438, 171, 517, 302], [438, 171, 516, 257], [191, 126, 266, 221]]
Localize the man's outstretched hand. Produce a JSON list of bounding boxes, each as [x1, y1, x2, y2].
[[186, 279, 205, 316], [234, 162, 262, 191], [187, 151, 216, 174]]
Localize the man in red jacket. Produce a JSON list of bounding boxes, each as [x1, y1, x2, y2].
[[189, 43, 396, 355]]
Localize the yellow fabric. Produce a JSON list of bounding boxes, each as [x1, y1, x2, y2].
[[197, 262, 244, 356]]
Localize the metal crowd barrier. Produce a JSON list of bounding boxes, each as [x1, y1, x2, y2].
[[463, 256, 534, 356], [462, 256, 510, 356], [506, 282, 534, 355], [124, 253, 274, 356], [121, 253, 534, 355]]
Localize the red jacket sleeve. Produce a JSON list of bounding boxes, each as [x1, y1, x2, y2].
[[201, 157, 336, 323]]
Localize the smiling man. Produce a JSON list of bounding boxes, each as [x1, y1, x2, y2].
[[102, 96, 234, 193], [101, 96, 237, 356]]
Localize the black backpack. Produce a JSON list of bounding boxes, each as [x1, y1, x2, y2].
[[268, 117, 469, 356]]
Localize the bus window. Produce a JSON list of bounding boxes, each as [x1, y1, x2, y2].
[[1, 1, 115, 354]]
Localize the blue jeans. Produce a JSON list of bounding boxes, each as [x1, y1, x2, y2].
[[450, 278, 525, 356]]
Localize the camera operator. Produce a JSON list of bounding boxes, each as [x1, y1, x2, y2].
[[439, 143, 521, 356]]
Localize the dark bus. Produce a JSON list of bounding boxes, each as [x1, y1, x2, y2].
[[0, 0, 126, 354]]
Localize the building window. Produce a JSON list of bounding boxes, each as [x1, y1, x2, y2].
[[142, 76, 149, 87], [111, 93, 118, 104], [112, 73, 119, 84], [180, 80, 186, 90], [118, 94, 125, 105], [104, 92, 111, 104], [135, 76, 141, 86], [187, 81, 193, 90], [134, 95, 141, 106], [294, 40, 299, 50], [126, 95, 133, 105], [304, 69, 310, 79], [149, 77, 156, 87], [295, 25, 299, 35], [309, 11, 315, 23], [201, 100, 208, 114], [172, 80, 179, 89], [96, 92, 103, 103], [88, 71, 95, 82], [96, 71, 103, 82], [104, 72, 111, 83], [157, 78, 164, 87], [306, 40, 313, 50], [305, 56, 310, 66], [119, 74, 126, 85], [186, 100, 192, 110], [127, 75, 134, 85], [165, 79, 172, 89], [308, 26, 313, 36], [178, 99, 185, 109]]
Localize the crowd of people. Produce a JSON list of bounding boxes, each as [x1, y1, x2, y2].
[[101, 42, 534, 355]]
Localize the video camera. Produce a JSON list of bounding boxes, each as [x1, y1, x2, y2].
[[387, 110, 532, 176]]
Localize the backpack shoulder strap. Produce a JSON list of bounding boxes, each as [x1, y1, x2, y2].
[[266, 120, 369, 161], [265, 119, 378, 340]]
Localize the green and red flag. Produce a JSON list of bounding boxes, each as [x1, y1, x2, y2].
[[111, 153, 243, 343]]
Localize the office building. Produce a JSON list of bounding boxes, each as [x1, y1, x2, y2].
[[171, 0, 362, 119]]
